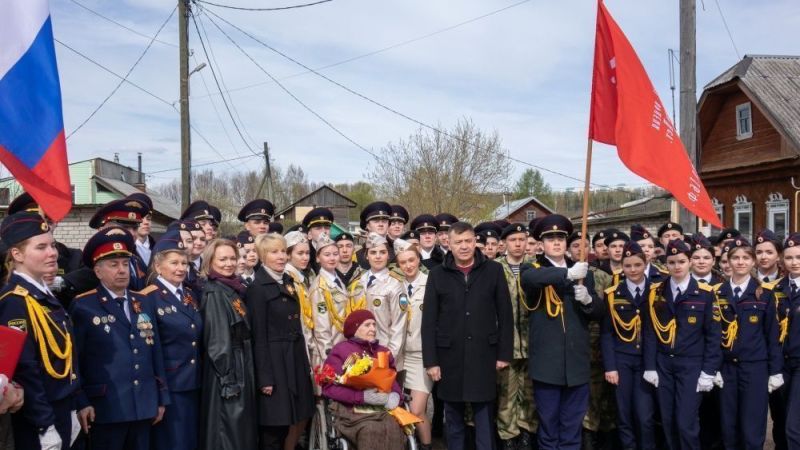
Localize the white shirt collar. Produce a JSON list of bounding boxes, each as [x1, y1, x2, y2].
[[691, 273, 712, 284], [757, 270, 778, 282], [13, 271, 52, 297], [320, 268, 343, 288], [545, 256, 567, 268], [100, 283, 128, 300], [670, 277, 691, 299], [644, 263, 652, 277], [367, 268, 389, 281], [136, 236, 150, 247], [420, 247, 433, 259], [157, 276, 183, 298], [729, 276, 751, 295], [285, 264, 304, 283], [192, 257, 201, 270], [626, 278, 646, 296]]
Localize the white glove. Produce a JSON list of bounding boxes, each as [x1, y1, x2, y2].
[[70, 410, 81, 445], [573, 285, 592, 305], [696, 371, 715, 392], [643, 370, 659, 388], [713, 371, 724, 389], [769, 374, 785, 393], [567, 262, 588, 281], [39, 425, 62, 450]]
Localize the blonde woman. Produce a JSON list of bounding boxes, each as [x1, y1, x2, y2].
[[308, 234, 350, 369]]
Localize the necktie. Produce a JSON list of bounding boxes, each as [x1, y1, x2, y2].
[[334, 278, 343, 290], [116, 297, 130, 321], [367, 275, 377, 288], [176, 288, 183, 301], [733, 286, 742, 302], [791, 282, 797, 297], [699, 279, 708, 284], [675, 287, 682, 300], [634, 287, 642, 304], [408, 284, 414, 297]]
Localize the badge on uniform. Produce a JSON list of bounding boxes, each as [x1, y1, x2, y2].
[[399, 294, 409, 311], [287, 284, 295, 296], [749, 315, 759, 324], [92, 316, 101, 326], [317, 302, 327, 314], [232, 299, 246, 317], [7, 318, 27, 332], [688, 316, 697, 325], [104, 324, 111, 333], [373, 298, 382, 307], [137, 313, 155, 345]]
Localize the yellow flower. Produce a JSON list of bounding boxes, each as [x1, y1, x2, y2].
[[347, 355, 373, 377]]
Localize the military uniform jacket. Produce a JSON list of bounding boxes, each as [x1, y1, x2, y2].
[[421, 250, 513, 403], [521, 255, 603, 387], [352, 269, 408, 369], [336, 263, 364, 289], [55, 242, 82, 277], [774, 277, 800, 362], [496, 256, 531, 360], [141, 280, 203, 392], [716, 278, 781, 374], [70, 286, 170, 423], [0, 274, 80, 429], [642, 278, 722, 375], [646, 262, 670, 284], [404, 272, 428, 354], [420, 246, 445, 271], [309, 270, 350, 368], [600, 279, 651, 372]]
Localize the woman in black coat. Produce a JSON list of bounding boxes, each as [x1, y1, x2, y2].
[[248, 233, 315, 450]]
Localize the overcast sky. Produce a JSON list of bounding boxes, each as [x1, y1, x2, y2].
[[48, 0, 799, 192]]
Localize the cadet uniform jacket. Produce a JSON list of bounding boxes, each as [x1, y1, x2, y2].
[[309, 270, 351, 368], [352, 269, 408, 369], [496, 256, 531, 360], [521, 255, 604, 387], [774, 277, 800, 362], [600, 279, 651, 372], [70, 286, 170, 423], [403, 272, 428, 354]]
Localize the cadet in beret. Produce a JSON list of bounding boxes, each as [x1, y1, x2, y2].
[[401, 230, 420, 245], [410, 214, 444, 271], [71, 226, 170, 450], [0, 212, 81, 450], [180, 201, 218, 242], [267, 222, 284, 235], [128, 193, 155, 265], [642, 239, 722, 450], [434, 213, 458, 255], [688, 234, 723, 287], [495, 223, 537, 448], [521, 214, 602, 449], [285, 224, 308, 238], [525, 218, 541, 259], [334, 232, 362, 287], [388, 205, 409, 241], [238, 199, 275, 236], [475, 222, 502, 260], [600, 241, 656, 450], [599, 229, 630, 278], [589, 229, 609, 270], [355, 201, 394, 269], [302, 207, 333, 273], [139, 231, 203, 450], [631, 224, 670, 284], [235, 231, 258, 287], [773, 233, 800, 446], [656, 222, 684, 264], [308, 234, 349, 369], [755, 229, 782, 283]]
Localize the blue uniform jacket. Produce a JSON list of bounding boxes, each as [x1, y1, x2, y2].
[[141, 279, 203, 392], [70, 286, 170, 423], [0, 274, 80, 429], [643, 277, 722, 375], [647, 264, 669, 284], [716, 278, 782, 375], [775, 277, 800, 362], [600, 279, 651, 372]]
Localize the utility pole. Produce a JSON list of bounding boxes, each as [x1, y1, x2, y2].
[[679, 0, 697, 233], [179, 0, 191, 210], [256, 142, 273, 199]]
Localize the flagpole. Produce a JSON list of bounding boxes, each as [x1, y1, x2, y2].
[[580, 138, 594, 263]]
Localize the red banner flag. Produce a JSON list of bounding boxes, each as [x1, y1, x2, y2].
[[588, 1, 721, 227]]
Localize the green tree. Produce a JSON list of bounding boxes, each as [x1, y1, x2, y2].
[[513, 168, 553, 205]]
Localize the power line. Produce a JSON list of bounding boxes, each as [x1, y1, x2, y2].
[[194, 0, 531, 99], [65, 6, 176, 140], [149, 153, 260, 174], [190, 11, 260, 156], [196, 0, 332, 12], [712, 0, 741, 59], [204, 8, 631, 192], [191, 52, 242, 157], [66, 0, 178, 48]]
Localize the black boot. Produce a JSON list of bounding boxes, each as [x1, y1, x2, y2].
[[518, 430, 532, 450], [582, 428, 597, 450], [500, 436, 519, 450]]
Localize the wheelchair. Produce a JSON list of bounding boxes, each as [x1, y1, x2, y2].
[[308, 396, 419, 450]]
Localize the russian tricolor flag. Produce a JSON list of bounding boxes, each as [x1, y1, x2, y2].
[[0, 0, 72, 221]]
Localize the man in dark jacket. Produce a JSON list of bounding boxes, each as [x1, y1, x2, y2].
[[521, 214, 604, 450], [422, 221, 513, 450]]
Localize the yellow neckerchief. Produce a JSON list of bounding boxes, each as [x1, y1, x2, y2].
[[288, 272, 313, 330], [648, 283, 676, 347], [1, 287, 73, 379], [606, 287, 641, 343], [348, 276, 366, 313], [320, 276, 346, 332]]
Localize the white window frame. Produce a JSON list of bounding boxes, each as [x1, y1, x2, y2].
[[526, 210, 536, 221], [710, 198, 724, 233], [766, 192, 790, 240], [733, 195, 753, 239], [736, 102, 753, 140]]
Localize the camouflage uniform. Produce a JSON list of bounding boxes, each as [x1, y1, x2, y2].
[[583, 267, 618, 437], [496, 256, 538, 440]]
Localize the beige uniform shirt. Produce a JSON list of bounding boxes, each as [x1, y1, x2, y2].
[[403, 272, 428, 354], [309, 269, 350, 368], [353, 269, 408, 369]]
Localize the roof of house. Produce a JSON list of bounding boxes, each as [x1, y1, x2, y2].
[[702, 54, 800, 150], [491, 195, 554, 220], [93, 176, 181, 219], [276, 185, 357, 216]]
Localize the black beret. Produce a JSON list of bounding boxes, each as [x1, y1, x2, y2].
[[688, 233, 713, 252], [285, 224, 307, 235], [630, 224, 652, 242], [567, 230, 587, 246], [532, 214, 573, 240], [603, 230, 630, 247], [475, 222, 502, 240], [82, 226, 134, 267], [0, 212, 51, 247], [180, 200, 215, 221], [622, 240, 645, 258], [785, 233, 800, 249], [755, 229, 781, 251], [657, 222, 683, 237], [501, 223, 528, 240], [8, 193, 39, 215], [89, 198, 148, 229], [475, 233, 486, 245], [268, 222, 284, 234], [665, 239, 692, 256], [334, 232, 354, 242], [435, 213, 459, 231], [719, 227, 741, 241], [723, 237, 751, 254], [303, 207, 334, 229], [495, 219, 512, 230], [236, 230, 255, 247], [592, 229, 610, 245], [410, 214, 438, 232], [167, 219, 201, 233], [390, 205, 409, 223], [238, 199, 275, 222], [400, 230, 419, 241]]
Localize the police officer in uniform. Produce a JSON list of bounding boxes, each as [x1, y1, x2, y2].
[[0, 212, 81, 450], [180, 201, 218, 242], [238, 199, 275, 236], [140, 230, 203, 450], [434, 213, 458, 255], [521, 214, 603, 450], [127, 193, 155, 266], [410, 214, 444, 271], [388, 204, 409, 242], [590, 230, 610, 269], [302, 207, 334, 273], [71, 226, 170, 450], [355, 201, 394, 269]]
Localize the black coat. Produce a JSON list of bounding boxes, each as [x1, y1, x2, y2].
[[246, 267, 315, 426], [421, 250, 513, 402], [420, 246, 445, 271], [521, 255, 603, 387]]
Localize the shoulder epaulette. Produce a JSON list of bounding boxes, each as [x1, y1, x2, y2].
[[657, 266, 669, 274], [532, 262, 541, 269], [650, 281, 663, 290], [712, 282, 724, 291], [388, 270, 404, 282], [698, 283, 714, 292], [74, 289, 97, 300], [12, 285, 29, 297], [761, 279, 779, 291], [138, 285, 159, 295], [604, 283, 619, 295]]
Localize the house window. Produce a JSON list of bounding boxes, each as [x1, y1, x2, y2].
[[736, 103, 752, 139], [733, 195, 753, 239], [710, 198, 723, 233], [766, 192, 790, 240], [526, 210, 536, 221]]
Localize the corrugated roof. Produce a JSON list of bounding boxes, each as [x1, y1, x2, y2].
[[491, 195, 553, 220], [94, 176, 181, 219], [703, 55, 800, 150]]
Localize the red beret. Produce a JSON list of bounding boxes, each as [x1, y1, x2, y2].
[[343, 309, 375, 339]]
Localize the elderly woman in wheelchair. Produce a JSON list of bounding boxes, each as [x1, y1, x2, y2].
[[320, 310, 409, 450]]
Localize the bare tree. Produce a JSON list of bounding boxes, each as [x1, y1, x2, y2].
[[368, 118, 511, 221]]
